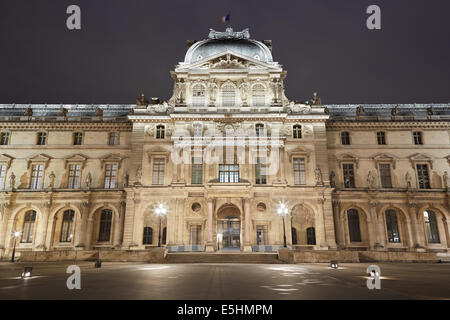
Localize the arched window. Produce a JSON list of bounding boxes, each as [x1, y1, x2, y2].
[[222, 85, 235, 107], [60, 209, 75, 243], [291, 227, 298, 245], [306, 227, 316, 245], [424, 210, 440, 243], [143, 227, 153, 245], [156, 125, 165, 139], [255, 123, 265, 137], [21, 210, 36, 243], [252, 84, 265, 107], [385, 209, 400, 243], [347, 209, 362, 242], [192, 85, 206, 107], [293, 125, 302, 139], [98, 209, 112, 242]]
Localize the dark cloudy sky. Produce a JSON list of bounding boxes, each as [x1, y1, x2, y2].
[[0, 0, 449, 105]]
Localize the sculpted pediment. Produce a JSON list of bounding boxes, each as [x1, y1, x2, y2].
[[0, 154, 14, 168], [409, 153, 434, 169], [100, 153, 126, 168], [186, 51, 277, 70], [65, 154, 89, 169], [372, 153, 397, 169], [27, 153, 51, 169]]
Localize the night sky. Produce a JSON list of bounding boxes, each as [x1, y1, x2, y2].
[[0, 0, 449, 105]]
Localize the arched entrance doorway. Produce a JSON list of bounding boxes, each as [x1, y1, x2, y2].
[[216, 204, 241, 250]]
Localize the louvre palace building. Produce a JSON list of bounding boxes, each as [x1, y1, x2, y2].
[[0, 28, 449, 262]]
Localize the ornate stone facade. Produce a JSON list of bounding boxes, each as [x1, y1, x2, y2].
[[0, 28, 449, 259]]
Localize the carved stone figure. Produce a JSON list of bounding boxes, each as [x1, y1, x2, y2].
[[356, 106, 365, 116], [95, 107, 103, 116], [48, 171, 56, 188], [136, 93, 149, 107], [144, 124, 155, 136], [135, 166, 142, 183], [329, 171, 336, 187], [9, 172, 15, 189], [427, 106, 435, 115], [60, 107, 68, 117], [315, 167, 323, 186], [310, 92, 322, 106], [207, 81, 218, 103], [123, 172, 129, 188], [443, 171, 448, 190], [391, 106, 400, 116], [239, 82, 249, 102], [405, 171, 412, 189], [208, 27, 250, 40], [175, 80, 186, 104], [24, 107, 33, 116], [367, 171, 376, 189], [85, 172, 92, 189]]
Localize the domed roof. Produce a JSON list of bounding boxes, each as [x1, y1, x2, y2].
[[184, 28, 273, 64]]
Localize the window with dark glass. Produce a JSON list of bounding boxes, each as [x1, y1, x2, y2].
[[347, 209, 362, 242], [341, 132, 350, 145], [291, 227, 298, 245], [424, 211, 440, 243], [60, 210, 75, 242], [0, 132, 10, 145], [416, 164, 430, 189], [306, 227, 316, 245], [104, 164, 118, 189], [143, 227, 153, 245], [68, 164, 81, 189], [190, 225, 201, 245], [255, 157, 267, 185], [413, 131, 423, 145], [98, 209, 112, 242], [108, 132, 119, 145], [293, 125, 302, 139], [379, 164, 392, 188], [255, 124, 265, 137], [37, 132, 47, 145], [0, 165, 6, 190], [21, 210, 36, 243], [293, 158, 306, 185], [377, 131, 386, 145], [73, 132, 83, 145], [256, 225, 268, 245], [343, 163, 355, 188], [191, 157, 203, 184], [156, 125, 165, 139], [162, 227, 167, 245], [385, 209, 400, 243]]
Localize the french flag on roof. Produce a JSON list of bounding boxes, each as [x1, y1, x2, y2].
[[220, 13, 230, 24]]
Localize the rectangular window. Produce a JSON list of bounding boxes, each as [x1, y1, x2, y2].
[[293, 158, 306, 185], [377, 131, 386, 145], [191, 157, 203, 184], [256, 225, 268, 245], [104, 164, 117, 189], [60, 211, 75, 243], [255, 157, 267, 185], [413, 131, 423, 145], [219, 164, 239, 183], [37, 132, 47, 145], [343, 163, 355, 188], [30, 164, 44, 189], [73, 132, 83, 145], [68, 164, 81, 189], [190, 225, 201, 245], [0, 132, 10, 145], [152, 158, 165, 185], [0, 165, 6, 189], [379, 164, 392, 188], [416, 164, 430, 189], [341, 132, 350, 145], [108, 132, 119, 145]]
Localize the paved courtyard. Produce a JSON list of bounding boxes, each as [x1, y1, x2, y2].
[[0, 262, 449, 299]]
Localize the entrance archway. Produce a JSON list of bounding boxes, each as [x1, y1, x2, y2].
[[216, 204, 241, 250]]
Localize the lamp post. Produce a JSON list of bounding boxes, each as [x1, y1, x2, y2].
[[155, 204, 167, 247], [277, 203, 289, 248], [11, 231, 20, 263]]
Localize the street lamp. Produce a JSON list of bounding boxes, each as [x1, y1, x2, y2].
[[154, 203, 167, 247], [277, 203, 289, 248], [11, 231, 20, 263]]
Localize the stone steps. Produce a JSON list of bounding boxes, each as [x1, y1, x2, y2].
[[165, 253, 282, 264]]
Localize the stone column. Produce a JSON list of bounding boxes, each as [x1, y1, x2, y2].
[[85, 218, 94, 250], [409, 203, 425, 251], [35, 202, 51, 251], [74, 201, 89, 249], [332, 200, 344, 248], [369, 201, 380, 250], [0, 203, 11, 258], [206, 198, 215, 252], [113, 201, 126, 248], [316, 198, 328, 249], [243, 198, 251, 252]]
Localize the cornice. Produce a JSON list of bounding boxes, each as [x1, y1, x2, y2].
[[327, 121, 450, 130], [0, 122, 132, 131]]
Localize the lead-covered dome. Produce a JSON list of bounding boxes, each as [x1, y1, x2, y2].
[[184, 28, 273, 64]]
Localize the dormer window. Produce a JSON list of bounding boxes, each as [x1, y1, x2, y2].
[[37, 132, 47, 145], [255, 123, 265, 137], [293, 125, 302, 139], [252, 84, 265, 107], [192, 85, 206, 107], [222, 85, 235, 107], [156, 125, 165, 139], [73, 132, 83, 145]]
